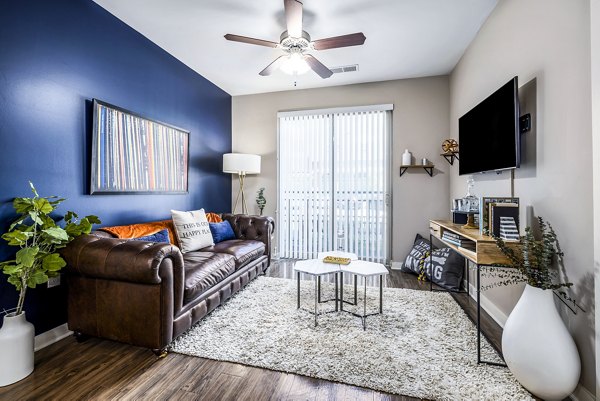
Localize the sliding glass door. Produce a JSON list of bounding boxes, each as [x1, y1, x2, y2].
[[278, 106, 392, 263]]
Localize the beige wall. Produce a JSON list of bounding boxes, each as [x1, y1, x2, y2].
[[450, 0, 595, 395], [232, 77, 450, 262]]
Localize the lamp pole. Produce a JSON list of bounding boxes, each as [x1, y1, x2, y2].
[[233, 171, 249, 214]]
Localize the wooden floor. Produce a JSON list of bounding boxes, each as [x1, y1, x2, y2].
[[0, 260, 504, 401]]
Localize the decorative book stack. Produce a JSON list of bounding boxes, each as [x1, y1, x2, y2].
[[442, 232, 464, 246], [479, 197, 520, 237]]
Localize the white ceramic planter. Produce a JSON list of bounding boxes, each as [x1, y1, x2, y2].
[[502, 284, 580, 400], [0, 312, 35, 386]]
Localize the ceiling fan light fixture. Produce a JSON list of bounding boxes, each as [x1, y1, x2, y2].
[[224, 0, 365, 79], [280, 52, 310, 75]]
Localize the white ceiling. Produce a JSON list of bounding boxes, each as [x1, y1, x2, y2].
[[93, 0, 497, 96]]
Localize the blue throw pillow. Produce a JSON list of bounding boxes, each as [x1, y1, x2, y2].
[[130, 229, 170, 244], [209, 221, 236, 243]]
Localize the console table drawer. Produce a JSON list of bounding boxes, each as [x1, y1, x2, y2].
[[429, 222, 441, 237]]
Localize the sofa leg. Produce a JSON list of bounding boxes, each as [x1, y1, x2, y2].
[[73, 331, 90, 343], [152, 346, 170, 358]]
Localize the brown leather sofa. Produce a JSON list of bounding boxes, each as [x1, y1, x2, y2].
[[62, 213, 274, 354]]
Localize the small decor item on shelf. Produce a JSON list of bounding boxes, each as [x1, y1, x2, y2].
[[256, 187, 266, 216], [450, 177, 479, 229], [463, 177, 479, 212], [490, 203, 519, 239], [441, 138, 459, 154], [401, 149, 412, 165], [421, 158, 428, 165], [483, 217, 581, 400], [441, 139, 459, 165], [0, 182, 100, 386], [462, 213, 478, 230], [322, 256, 351, 265], [479, 196, 519, 235]]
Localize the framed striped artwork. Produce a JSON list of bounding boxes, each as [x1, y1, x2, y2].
[[90, 99, 189, 194]]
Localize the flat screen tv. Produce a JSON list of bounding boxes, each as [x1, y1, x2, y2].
[[458, 77, 520, 175]]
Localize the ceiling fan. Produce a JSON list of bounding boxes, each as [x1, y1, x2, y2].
[[224, 0, 366, 79]]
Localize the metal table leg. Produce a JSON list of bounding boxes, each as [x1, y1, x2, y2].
[[477, 263, 507, 367], [314, 276, 318, 327], [362, 277, 367, 330], [379, 275, 383, 313], [477, 264, 481, 363], [466, 259, 470, 293], [429, 232, 433, 291], [318, 276, 321, 303], [297, 271, 300, 309], [335, 272, 339, 311], [354, 275, 358, 305], [340, 272, 344, 312]]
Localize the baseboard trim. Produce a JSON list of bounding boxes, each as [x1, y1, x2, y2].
[[467, 282, 508, 328], [390, 261, 403, 271], [34, 323, 72, 351], [571, 383, 596, 401]]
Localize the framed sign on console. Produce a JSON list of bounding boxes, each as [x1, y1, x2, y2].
[[90, 99, 189, 194]]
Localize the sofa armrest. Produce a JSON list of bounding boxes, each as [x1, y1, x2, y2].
[[62, 234, 184, 286], [221, 214, 275, 263]]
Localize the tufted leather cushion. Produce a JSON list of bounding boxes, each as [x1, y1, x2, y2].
[[183, 252, 236, 302], [62, 234, 184, 285], [221, 214, 274, 263], [202, 239, 265, 270]]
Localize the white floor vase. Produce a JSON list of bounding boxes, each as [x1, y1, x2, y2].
[[502, 284, 580, 400], [0, 312, 35, 386]]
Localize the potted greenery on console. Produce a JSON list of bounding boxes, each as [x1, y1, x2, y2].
[[0, 182, 100, 386], [484, 217, 580, 400]]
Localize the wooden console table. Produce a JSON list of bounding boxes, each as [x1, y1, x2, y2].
[[429, 219, 512, 367]]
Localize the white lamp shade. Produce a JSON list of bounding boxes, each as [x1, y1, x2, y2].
[[223, 153, 261, 174]]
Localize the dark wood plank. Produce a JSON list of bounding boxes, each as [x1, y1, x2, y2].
[[0, 259, 506, 401]]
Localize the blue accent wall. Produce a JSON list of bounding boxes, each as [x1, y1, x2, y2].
[[0, 0, 232, 334]]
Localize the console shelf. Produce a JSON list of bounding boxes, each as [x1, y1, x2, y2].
[[429, 219, 517, 367]]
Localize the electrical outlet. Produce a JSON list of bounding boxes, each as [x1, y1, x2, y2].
[[47, 275, 61, 288]]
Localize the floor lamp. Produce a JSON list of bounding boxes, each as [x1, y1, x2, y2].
[[223, 153, 261, 214]]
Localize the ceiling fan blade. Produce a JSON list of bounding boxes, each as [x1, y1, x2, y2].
[[284, 0, 303, 38], [304, 54, 333, 79], [224, 34, 278, 48], [259, 56, 286, 76], [312, 32, 366, 50]]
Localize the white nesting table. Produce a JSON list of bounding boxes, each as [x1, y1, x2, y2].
[[293, 258, 345, 327], [293, 255, 389, 329], [340, 261, 389, 330]]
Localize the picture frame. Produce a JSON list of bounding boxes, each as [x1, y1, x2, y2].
[[490, 203, 520, 240], [479, 197, 519, 235], [90, 99, 189, 194]]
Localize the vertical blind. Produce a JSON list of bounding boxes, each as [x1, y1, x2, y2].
[[278, 106, 392, 263]]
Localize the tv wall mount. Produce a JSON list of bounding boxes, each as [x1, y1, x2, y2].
[[519, 113, 531, 134]]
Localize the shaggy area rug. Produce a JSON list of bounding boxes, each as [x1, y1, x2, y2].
[[171, 276, 531, 400]]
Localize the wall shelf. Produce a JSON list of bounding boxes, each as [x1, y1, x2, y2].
[[400, 165, 434, 177], [441, 151, 459, 165]]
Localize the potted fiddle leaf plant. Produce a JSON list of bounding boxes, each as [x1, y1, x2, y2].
[[0, 182, 100, 386], [483, 217, 580, 400]]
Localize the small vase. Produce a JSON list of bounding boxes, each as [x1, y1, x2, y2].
[[402, 149, 412, 166], [502, 284, 580, 400], [0, 312, 35, 386]]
